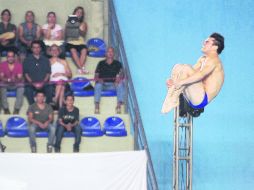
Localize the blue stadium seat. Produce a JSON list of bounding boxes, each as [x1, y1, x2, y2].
[[87, 38, 106, 57], [71, 77, 94, 97], [7, 89, 17, 97], [103, 116, 127, 137], [80, 117, 103, 137], [6, 116, 28, 137], [0, 121, 5, 137]]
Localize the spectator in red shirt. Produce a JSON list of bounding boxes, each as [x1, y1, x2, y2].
[[0, 50, 24, 114]]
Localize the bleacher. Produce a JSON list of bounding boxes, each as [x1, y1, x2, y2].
[[0, 0, 134, 153]]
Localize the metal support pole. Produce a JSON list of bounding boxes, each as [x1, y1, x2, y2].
[[173, 105, 193, 190]]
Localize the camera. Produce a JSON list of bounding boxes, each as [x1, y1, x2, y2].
[[67, 15, 78, 24]]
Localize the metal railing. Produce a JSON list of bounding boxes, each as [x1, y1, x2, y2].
[[108, 1, 158, 189]]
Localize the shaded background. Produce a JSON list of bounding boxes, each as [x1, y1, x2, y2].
[[114, 0, 254, 189]]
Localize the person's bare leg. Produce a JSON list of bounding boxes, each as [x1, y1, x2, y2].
[[59, 85, 65, 108], [80, 48, 87, 68], [70, 48, 81, 69], [162, 64, 206, 113], [161, 64, 185, 113], [161, 63, 207, 113], [54, 84, 62, 103], [180, 65, 206, 105]]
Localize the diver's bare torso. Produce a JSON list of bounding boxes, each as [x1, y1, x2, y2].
[[195, 56, 224, 102]]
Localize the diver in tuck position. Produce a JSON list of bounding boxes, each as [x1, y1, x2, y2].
[[161, 33, 225, 113]]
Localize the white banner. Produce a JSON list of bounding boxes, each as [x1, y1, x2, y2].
[[0, 151, 147, 190]]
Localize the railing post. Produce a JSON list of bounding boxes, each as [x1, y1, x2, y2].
[[108, 0, 158, 189], [134, 109, 139, 150]]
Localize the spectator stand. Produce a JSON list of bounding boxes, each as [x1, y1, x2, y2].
[[0, 0, 133, 153]]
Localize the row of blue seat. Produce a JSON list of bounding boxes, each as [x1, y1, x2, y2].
[[0, 116, 127, 138], [6, 77, 117, 97], [1, 38, 107, 58]]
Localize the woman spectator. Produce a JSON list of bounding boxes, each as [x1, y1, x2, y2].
[[49, 44, 72, 108], [42, 11, 65, 58], [65, 6, 88, 74], [18, 11, 41, 60], [0, 9, 18, 56]]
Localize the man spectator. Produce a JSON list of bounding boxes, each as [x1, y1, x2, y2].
[[94, 47, 125, 114], [0, 50, 24, 114], [27, 91, 55, 153], [55, 94, 81, 153], [23, 40, 53, 105]]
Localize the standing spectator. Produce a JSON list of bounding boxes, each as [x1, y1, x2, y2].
[[0, 50, 24, 114], [94, 47, 125, 114], [23, 40, 53, 105], [27, 91, 55, 153], [49, 44, 72, 108], [65, 6, 88, 74], [0, 9, 18, 56], [18, 11, 41, 61], [42, 12, 65, 58], [55, 94, 81, 153]]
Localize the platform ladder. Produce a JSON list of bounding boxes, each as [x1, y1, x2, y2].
[[173, 105, 193, 190]]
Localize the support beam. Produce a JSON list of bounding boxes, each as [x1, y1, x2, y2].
[[173, 105, 193, 190]]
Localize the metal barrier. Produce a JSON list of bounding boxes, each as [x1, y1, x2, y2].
[[108, 1, 158, 189]]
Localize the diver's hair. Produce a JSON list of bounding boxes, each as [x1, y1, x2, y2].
[[210, 33, 224, 54]]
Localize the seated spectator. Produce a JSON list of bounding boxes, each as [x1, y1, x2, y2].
[[42, 12, 65, 58], [18, 11, 41, 61], [0, 9, 18, 56], [49, 44, 72, 108], [65, 6, 88, 74], [55, 94, 81, 153], [0, 50, 24, 114], [94, 47, 125, 114], [23, 40, 53, 105], [27, 91, 55, 153]]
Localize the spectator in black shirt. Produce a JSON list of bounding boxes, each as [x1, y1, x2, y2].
[[23, 40, 53, 105], [94, 47, 125, 114], [55, 94, 81, 152]]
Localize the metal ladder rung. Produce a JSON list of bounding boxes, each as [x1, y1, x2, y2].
[[179, 123, 191, 127], [178, 156, 190, 160], [179, 148, 189, 150]]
